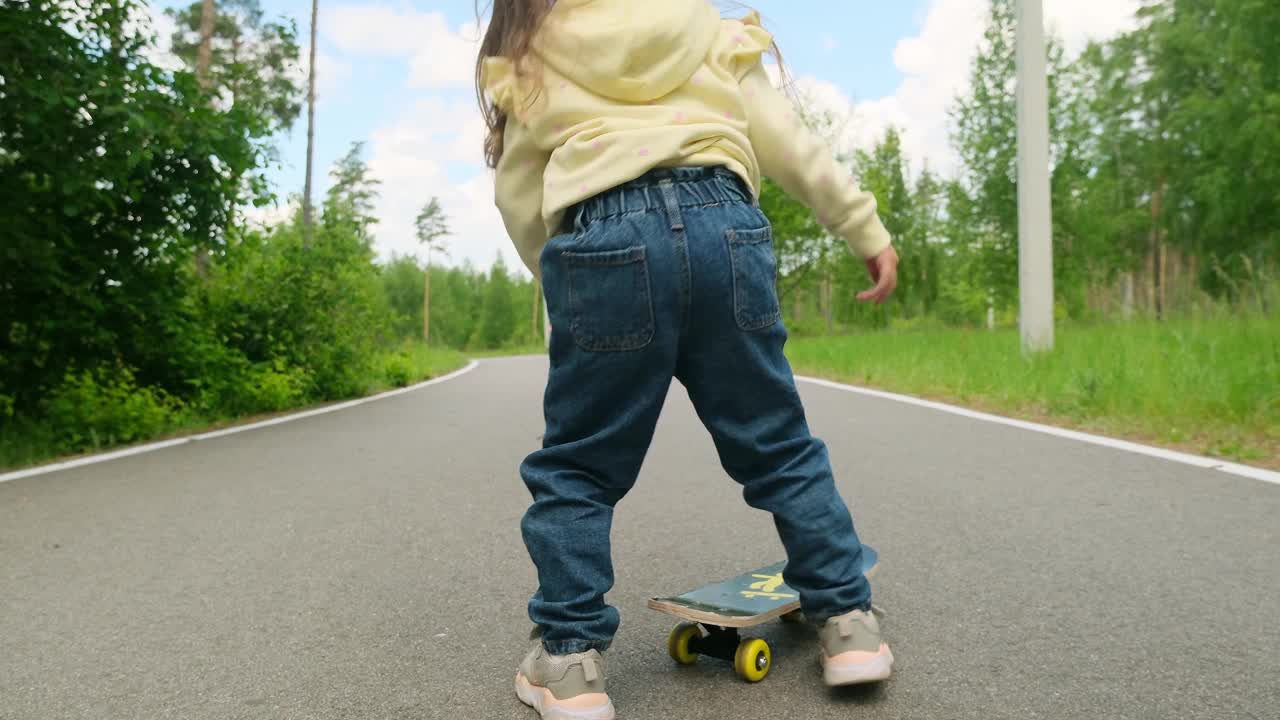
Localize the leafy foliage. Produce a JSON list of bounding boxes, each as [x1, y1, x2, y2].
[[166, 0, 303, 133], [0, 0, 269, 412]]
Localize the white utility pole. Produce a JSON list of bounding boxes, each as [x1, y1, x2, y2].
[[1015, 0, 1055, 352]]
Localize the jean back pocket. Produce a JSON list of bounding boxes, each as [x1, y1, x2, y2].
[[565, 246, 655, 352], [726, 226, 781, 331]]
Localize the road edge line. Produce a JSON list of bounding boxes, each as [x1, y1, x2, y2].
[[795, 375, 1279, 486], [0, 360, 481, 484]]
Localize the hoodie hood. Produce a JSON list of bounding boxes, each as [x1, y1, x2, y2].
[[534, 0, 722, 103]]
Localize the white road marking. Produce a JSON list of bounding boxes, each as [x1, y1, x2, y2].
[[796, 375, 1279, 486]]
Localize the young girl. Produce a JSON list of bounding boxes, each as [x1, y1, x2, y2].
[[477, 1, 898, 717]]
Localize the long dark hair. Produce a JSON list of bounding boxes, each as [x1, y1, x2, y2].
[[474, 1, 790, 169], [474, 1, 555, 169]]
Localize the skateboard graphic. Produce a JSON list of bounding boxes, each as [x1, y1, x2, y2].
[[647, 545, 879, 682]]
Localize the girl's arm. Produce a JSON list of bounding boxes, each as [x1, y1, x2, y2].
[[738, 64, 892, 261]]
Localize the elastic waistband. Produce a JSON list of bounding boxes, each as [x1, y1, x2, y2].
[[570, 166, 754, 228]]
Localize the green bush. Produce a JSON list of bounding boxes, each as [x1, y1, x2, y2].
[[43, 367, 185, 451], [381, 353, 415, 388], [237, 361, 310, 413]]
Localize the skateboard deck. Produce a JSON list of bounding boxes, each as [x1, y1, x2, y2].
[[647, 545, 880, 629], [647, 545, 881, 682]]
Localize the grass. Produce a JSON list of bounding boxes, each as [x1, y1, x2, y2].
[[6, 321, 1275, 473], [785, 316, 1280, 468], [378, 343, 470, 391], [0, 345, 468, 473]]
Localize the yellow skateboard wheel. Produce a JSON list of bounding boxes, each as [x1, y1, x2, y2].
[[733, 637, 771, 682], [667, 623, 701, 665]]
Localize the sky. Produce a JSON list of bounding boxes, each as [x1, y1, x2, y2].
[[150, 0, 1142, 276]]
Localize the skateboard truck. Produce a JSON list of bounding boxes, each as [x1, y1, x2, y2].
[[667, 622, 772, 682], [687, 624, 744, 662]]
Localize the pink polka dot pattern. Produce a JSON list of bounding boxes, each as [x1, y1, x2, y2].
[[639, 148, 650, 157], [724, 111, 734, 120], [675, 111, 686, 122], [734, 34, 745, 45], [592, 140, 602, 151]]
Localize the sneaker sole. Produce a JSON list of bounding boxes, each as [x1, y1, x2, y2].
[[515, 673, 616, 720], [822, 646, 894, 687]]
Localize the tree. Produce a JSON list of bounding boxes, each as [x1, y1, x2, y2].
[[323, 142, 381, 245], [415, 197, 451, 343], [470, 254, 517, 349], [302, 0, 318, 246], [379, 255, 426, 341], [948, 0, 1081, 316], [166, 0, 303, 134], [854, 128, 918, 319], [1131, 0, 1280, 304], [0, 0, 267, 411], [948, 0, 1020, 311], [196, 0, 216, 87]]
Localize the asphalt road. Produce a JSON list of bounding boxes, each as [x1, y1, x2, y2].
[[2, 356, 1277, 720]]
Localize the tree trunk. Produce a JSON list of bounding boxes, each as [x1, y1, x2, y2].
[[196, 0, 215, 88], [422, 251, 431, 344], [193, 0, 217, 278], [1158, 240, 1168, 318], [822, 270, 834, 334], [1122, 272, 1135, 320], [302, 0, 319, 247], [1149, 182, 1165, 320], [532, 283, 542, 344]]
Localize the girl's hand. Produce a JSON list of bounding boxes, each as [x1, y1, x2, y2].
[[857, 246, 900, 305]]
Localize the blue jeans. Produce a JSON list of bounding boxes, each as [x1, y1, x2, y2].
[[523, 167, 871, 655]]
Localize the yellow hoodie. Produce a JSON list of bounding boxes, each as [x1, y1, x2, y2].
[[481, 0, 892, 278]]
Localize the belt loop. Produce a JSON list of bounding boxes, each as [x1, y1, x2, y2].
[[573, 202, 587, 233], [659, 179, 684, 232]]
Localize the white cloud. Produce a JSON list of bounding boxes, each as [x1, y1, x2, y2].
[[293, 46, 352, 105], [796, 0, 1142, 178], [326, 4, 484, 89], [244, 198, 298, 228], [364, 97, 521, 274]]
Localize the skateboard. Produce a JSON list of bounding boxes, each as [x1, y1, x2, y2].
[[647, 545, 879, 683]]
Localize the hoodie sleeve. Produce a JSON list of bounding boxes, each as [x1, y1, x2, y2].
[[494, 116, 553, 279], [731, 19, 892, 260]]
